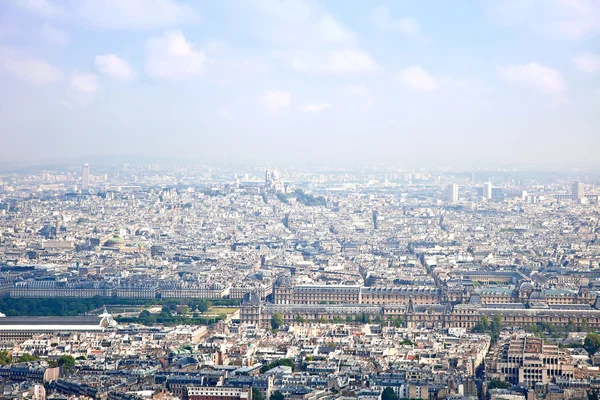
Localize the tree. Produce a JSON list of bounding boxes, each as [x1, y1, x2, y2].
[[488, 379, 512, 390], [58, 355, 76, 372], [18, 353, 39, 363], [270, 391, 284, 400], [252, 388, 264, 400], [0, 351, 11, 365], [584, 333, 600, 355], [271, 313, 284, 330], [473, 316, 489, 333], [382, 387, 399, 400]]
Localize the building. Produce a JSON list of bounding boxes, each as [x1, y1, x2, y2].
[[483, 182, 493, 200], [82, 163, 90, 191], [447, 184, 459, 203], [0, 310, 116, 342], [186, 386, 251, 400], [572, 182, 585, 201], [487, 335, 575, 387], [10, 280, 116, 298], [272, 277, 361, 305]]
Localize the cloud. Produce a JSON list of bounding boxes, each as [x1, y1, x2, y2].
[[243, 0, 356, 47], [302, 103, 331, 113], [0, 48, 63, 84], [497, 62, 566, 94], [277, 49, 380, 75], [217, 105, 234, 120], [258, 90, 291, 113], [369, 5, 423, 38], [40, 23, 70, 46], [95, 54, 136, 81], [398, 66, 437, 91], [347, 84, 368, 97], [486, 0, 600, 40], [70, 72, 98, 94], [319, 14, 354, 43], [573, 52, 600, 74], [146, 31, 206, 80], [15, 0, 198, 30]]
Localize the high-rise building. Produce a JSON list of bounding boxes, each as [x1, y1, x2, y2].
[[483, 182, 492, 200], [572, 182, 584, 201], [82, 164, 90, 191], [447, 183, 459, 203]]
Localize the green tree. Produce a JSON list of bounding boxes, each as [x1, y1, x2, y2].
[[17, 353, 39, 363], [0, 351, 11, 365], [58, 355, 76, 372], [382, 387, 399, 400], [270, 391, 284, 400], [473, 316, 489, 333], [271, 313, 284, 330], [252, 388, 264, 400], [488, 379, 512, 389], [584, 333, 600, 355]]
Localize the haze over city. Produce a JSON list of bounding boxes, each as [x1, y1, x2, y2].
[[0, 0, 599, 167]]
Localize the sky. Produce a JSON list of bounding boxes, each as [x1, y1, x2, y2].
[[0, 0, 599, 168]]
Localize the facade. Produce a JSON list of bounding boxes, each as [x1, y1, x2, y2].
[[487, 335, 575, 387], [10, 280, 116, 298], [572, 182, 585, 201], [186, 386, 251, 400], [159, 282, 230, 299], [483, 182, 493, 199], [82, 163, 90, 191], [447, 183, 459, 203], [243, 278, 600, 330]]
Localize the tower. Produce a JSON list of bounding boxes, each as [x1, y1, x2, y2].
[[572, 182, 584, 201], [483, 182, 492, 200], [446, 183, 459, 203], [82, 163, 90, 191]]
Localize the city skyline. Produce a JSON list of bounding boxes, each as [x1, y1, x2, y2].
[[0, 0, 599, 166]]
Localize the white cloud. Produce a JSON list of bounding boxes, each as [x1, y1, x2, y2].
[[573, 52, 600, 74], [15, 0, 198, 30], [319, 14, 354, 43], [487, 0, 600, 40], [146, 31, 206, 80], [278, 49, 380, 75], [243, 0, 356, 47], [40, 23, 70, 46], [217, 105, 234, 120], [497, 62, 566, 94], [70, 72, 98, 94], [398, 66, 437, 91], [302, 103, 331, 113], [0, 48, 63, 84], [369, 5, 423, 38], [95, 54, 136, 81], [258, 90, 291, 113], [347, 84, 368, 97]]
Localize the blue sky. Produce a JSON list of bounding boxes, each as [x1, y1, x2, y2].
[[0, 0, 598, 167]]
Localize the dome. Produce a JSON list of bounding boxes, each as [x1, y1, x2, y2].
[[104, 234, 125, 247], [519, 282, 534, 292]]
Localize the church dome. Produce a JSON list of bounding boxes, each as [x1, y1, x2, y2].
[[104, 234, 125, 247]]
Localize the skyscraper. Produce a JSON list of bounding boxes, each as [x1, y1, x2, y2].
[[483, 182, 492, 200], [572, 182, 584, 201], [447, 183, 459, 203], [82, 164, 90, 191]]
